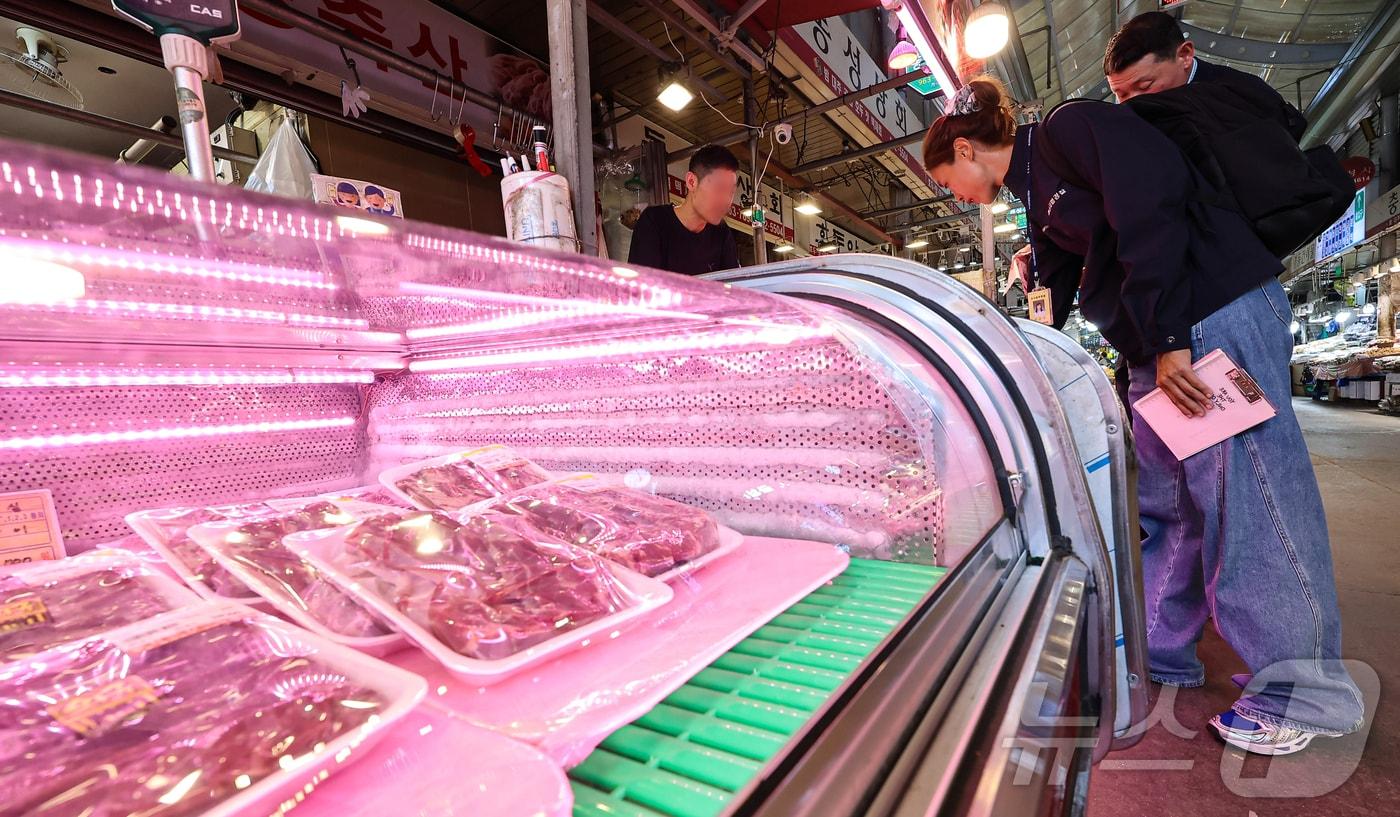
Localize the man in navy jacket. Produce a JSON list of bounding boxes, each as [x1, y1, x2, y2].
[[1087, 11, 1366, 755]]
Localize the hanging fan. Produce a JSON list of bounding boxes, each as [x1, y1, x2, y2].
[[0, 27, 84, 110]]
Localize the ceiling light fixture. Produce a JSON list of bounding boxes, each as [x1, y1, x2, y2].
[[795, 197, 822, 216], [774, 243, 794, 253], [906, 238, 930, 249], [989, 201, 1009, 214], [658, 79, 694, 111], [887, 40, 920, 71], [993, 222, 1017, 233], [965, 2, 1011, 59], [817, 243, 839, 253]]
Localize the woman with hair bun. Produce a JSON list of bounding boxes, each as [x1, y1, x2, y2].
[[921, 77, 1363, 755]]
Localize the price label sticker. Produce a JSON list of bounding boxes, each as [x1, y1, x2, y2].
[[0, 489, 66, 566]]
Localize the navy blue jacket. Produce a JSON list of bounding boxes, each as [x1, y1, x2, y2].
[[1003, 102, 1284, 366]]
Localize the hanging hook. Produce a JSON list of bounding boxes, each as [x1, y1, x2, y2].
[[337, 45, 362, 87], [429, 74, 443, 122]]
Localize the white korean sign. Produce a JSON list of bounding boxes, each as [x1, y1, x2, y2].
[[1366, 183, 1400, 238], [778, 16, 932, 188]]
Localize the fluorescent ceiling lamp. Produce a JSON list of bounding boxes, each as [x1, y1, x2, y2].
[[774, 243, 794, 253], [906, 238, 930, 249], [993, 222, 1017, 233], [965, 2, 1010, 59], [658, 80, 694, 111], [989, 201, 1009, 214], [959, 246, 971, 253], [795, 197, 822, 216], [890, 4, 957, 106], [887, 40, 920, 71]]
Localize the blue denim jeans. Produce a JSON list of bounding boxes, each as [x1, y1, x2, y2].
[[1129, 279, 1365, 735]]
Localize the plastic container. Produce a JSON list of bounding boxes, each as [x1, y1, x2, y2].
[[187, 499, 406, 655], [488, 475, 744, 582], [0, 549, 199, 663], [125, 502, 281, 604], [283, 509, 673, 685], [378, 445, 552, 512], [0, 601, 426, 817]]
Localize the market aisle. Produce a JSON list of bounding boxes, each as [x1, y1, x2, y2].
[[1087, 398, 1400, 817]]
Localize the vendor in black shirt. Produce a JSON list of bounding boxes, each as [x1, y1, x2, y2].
[[628, 144, 740, 275]]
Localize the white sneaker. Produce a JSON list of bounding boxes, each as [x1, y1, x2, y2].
[[1209, 710, 1339, 756]]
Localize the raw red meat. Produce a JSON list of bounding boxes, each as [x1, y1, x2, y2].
[[494, 482, 721, 577], [0, 611, 387, 817], [339, 511, 631, 660], [0, 566, 176, 663], [212, 502, 390, 638], [134, 503, 276, 596], [393, 450, 549, 512]]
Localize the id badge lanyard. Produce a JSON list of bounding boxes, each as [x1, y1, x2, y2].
[[1024, 127, 1054, 325]]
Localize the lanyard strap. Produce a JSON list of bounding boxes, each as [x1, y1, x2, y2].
[[1024, 126, 1040, 291]]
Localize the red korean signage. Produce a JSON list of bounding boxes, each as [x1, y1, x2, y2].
[[1342, 156, 1376, 191]]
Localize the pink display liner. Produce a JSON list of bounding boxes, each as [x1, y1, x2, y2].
[[282, 705, 572, 817], [401, 536, 850, 766]]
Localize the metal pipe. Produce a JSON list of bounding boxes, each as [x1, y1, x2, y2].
[[887, 209, 977, 233], [668, 70, 924, 161], [0, 87, 256, 164], [1381, 94, 1398, 193], [118, 116, 178, 164], [634, 0, 751, 80], [1302, 0, 1400, 146], [170, 64, 215, 182], [667, 0, 768, 72], [790, 131, 924, 176], [239, 0, 542, 127], [721, 0, 769, 41], [746, 80, 766, 266], [549, 0, 596, 255], [862, 194, 953, 221], [586, 4, 730, 102]]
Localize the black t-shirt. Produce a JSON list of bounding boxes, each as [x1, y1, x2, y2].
[[627, 205, 740, 275]]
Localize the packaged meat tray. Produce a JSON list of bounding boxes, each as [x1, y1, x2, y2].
[[283, 508, 672, 685], [379, 445, 552, 512], [0, 601, 425, 817], [187, 499, 404, 653], [0, 550, 199, 663], [490, 475, 742, 581], [125, 502, 282, 603]]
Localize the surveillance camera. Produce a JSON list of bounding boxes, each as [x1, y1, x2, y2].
[[774, 123, 794, 145]]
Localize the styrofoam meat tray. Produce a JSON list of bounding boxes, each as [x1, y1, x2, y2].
[[283, 523, 674, 686]]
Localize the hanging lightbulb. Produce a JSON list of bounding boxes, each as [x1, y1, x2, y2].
[[906, 238, 930, 249], [795, 196, 822, 216], [887, 40, 920, 71], [964, 2, 1011, 59]]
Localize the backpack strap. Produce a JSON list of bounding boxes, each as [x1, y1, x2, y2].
[[1034, 98, 1104, 192]]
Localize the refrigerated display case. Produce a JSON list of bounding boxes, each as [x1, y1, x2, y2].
[[0, 139, 1145, 817]]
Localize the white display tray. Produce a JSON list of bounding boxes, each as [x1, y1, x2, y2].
[[188, 507, 406, 656], [376, 446, 551, 512], [640, 524, 744, 583], [125, 504, 273, 606], [283, 522, 674, 686], [9, 601, 426, 817]]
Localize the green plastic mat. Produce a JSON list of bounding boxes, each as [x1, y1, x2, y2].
[[569, 558, 948, 817]]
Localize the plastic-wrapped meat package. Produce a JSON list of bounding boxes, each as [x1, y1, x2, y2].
[[0, 605, 390, 817], [394, 463, 500, 511], [196, 502, 391, 638], [0, 555, 193, 663], [387, 447, 551, 512], [337, 511, 633, 660], [493, 480, 721, 578], [126, 503, 278, 596]]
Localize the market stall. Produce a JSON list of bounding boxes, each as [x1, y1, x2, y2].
[[0, 138, 1142, 817]]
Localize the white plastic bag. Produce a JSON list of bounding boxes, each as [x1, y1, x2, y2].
[[244, 118, 317, 199]]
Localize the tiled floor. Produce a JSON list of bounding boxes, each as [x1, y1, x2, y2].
[[1088, 398, 1400, 817]]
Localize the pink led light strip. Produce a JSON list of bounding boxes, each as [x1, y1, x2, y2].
[[17, 298, 369, 330], [408, 325, 833, 372], [0, 369, 376, 388], [0, 417, 357, 450], [400, 283, 710, 339], [7, 241, 335, 290]]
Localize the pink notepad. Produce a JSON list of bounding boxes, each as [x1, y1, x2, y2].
[[1133, 349, 1276, 461]]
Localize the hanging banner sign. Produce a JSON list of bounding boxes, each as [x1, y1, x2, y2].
[[778, 16, 933, 189], [1315, 188, 1366, 260]]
